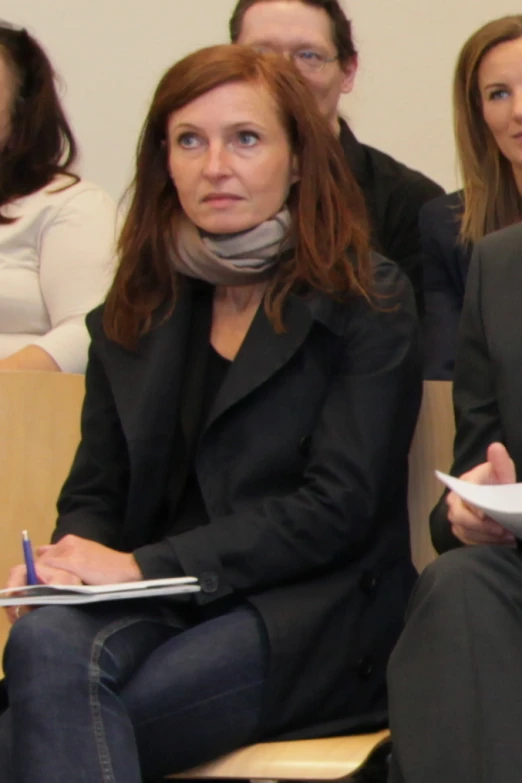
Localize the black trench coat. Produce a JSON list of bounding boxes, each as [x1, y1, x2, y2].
[[54, 254, 422, 739]]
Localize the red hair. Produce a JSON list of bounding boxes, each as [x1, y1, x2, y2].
[[104, 44, 371, 347]]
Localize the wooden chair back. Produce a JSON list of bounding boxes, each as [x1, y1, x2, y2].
[[407, 380, 455, 572], [0, 371, 85, 653]]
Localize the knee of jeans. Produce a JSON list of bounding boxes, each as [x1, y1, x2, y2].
[[5, 606, 82, 669]]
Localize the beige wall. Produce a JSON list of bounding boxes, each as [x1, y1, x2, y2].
[[4, 0, 522, 199]]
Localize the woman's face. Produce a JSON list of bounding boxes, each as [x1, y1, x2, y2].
[[479, 37, 522, 172], [167, 80, 298, 235], [0, 54, 14, 150]]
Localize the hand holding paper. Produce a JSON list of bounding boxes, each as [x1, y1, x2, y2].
[[436, 443, 519, 545]]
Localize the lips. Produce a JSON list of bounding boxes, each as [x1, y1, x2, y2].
[[202, 193, 243, 203]]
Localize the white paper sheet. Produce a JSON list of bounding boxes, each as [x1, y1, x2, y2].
[[435, 470, 522, 535], [0, 576, 200, 606]]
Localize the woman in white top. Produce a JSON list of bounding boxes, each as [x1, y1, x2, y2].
[[0, 23, 116, 373]]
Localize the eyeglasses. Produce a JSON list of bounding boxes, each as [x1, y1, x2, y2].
[[252, 46, 339, 74]]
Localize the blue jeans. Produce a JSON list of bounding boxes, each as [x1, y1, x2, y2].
[[0, 601, 268, 782]]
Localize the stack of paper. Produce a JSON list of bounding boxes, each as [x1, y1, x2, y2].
[[436, 470, 522, 536], [0, 576, 200, 606]]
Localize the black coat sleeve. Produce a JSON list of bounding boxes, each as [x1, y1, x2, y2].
[[430, 244, 504, 553], [420, 202, 464, 380], [134, 263, 422, 594], [378, 176, 444, 317]]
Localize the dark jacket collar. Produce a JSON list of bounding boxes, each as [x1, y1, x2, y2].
[[205, 289, 346, 430], [338, 118, 367, 188], [88, 283, 346, 443]]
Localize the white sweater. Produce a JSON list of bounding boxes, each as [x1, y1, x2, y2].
[[0, 176, 117, 373]]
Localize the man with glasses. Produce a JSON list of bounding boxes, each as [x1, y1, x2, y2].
[[230, 0, 444, 314]]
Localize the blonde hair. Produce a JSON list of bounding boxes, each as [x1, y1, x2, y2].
[[454, 15, 522, 244]]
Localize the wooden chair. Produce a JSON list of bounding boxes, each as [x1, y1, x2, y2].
[[407, 380, 455, 572], [0, 371, 85, 656]]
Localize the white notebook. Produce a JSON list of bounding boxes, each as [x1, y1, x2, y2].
[[0, 576, 200, 606]]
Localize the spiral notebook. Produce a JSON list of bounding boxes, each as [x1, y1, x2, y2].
[[0, 576, 200, 606]]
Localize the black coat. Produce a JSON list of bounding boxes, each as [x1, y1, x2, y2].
[[54, 255, 421, 740], [419, 190, 473, 380], [340, 120, 445, 316], [431, 222, 522, 553]]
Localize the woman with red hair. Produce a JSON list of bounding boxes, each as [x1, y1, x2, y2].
[[0, 44, 420, 781]]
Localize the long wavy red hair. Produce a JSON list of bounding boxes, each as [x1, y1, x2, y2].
[[104, 44, 371, 347]]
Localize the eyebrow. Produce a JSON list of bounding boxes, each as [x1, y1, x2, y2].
[[482, 81, 509, 90], [249, 38, 326, 51], [169, 121, 268, 133]]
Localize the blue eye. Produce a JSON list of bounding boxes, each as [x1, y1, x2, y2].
[[296, 50, 322, 63], [177, 132, 200, 148], [489, 89, 510, 100], [237, 131, 259, 146]]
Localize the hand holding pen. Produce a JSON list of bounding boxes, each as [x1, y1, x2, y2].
[[22, 530, 38, 586], [4, 531, 82, 624]]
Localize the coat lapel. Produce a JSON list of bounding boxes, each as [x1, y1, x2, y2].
[[204, 292, 343, 432], [103, 284, 344, 445]]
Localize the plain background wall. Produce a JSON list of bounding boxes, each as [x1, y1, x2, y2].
[[4, 0, 522, 201]]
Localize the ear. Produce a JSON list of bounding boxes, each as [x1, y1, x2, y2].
[[340, 54, 358, 96], [290, 154, 300, 185]]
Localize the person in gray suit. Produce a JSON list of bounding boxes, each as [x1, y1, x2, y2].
[[387, 220, 522, 782]]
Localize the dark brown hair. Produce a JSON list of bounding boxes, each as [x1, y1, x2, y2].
[[454, 15, 522, 244], [229, 0, 357, 64], [0, 23, 77, 223], [104, 44, 370, 348]]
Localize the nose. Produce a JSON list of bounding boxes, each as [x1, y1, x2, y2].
[[513, 91, 522, 121], [202, 142, 232, 179]]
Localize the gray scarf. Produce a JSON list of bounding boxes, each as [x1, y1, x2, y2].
[[171, 208, 292, 285]]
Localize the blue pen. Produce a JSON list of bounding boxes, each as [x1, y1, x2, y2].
[[22, 530, 38, 586]]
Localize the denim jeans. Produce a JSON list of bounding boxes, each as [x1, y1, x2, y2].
[[0, 601, 268, 782]]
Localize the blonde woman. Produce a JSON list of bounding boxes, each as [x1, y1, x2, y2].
[[422, 15, 522, 379]]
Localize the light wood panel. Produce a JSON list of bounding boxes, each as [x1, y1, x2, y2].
[[166, 730, 391, 780], [408, 380, 455, 572], [0, 371, 85, 653]]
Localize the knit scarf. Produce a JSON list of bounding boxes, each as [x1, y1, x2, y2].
[[171, 208, 292, 285]]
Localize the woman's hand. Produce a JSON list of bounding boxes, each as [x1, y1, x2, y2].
[[5, 562, 82, 625], [36, 535, 143, 585], [448, 442, 517, 547]]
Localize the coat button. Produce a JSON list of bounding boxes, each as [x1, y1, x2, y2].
[[359, 570, 377, 594], [299, 435, 311, 456], [200, 571, 219, 594], [356, 655, 374, 680]]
